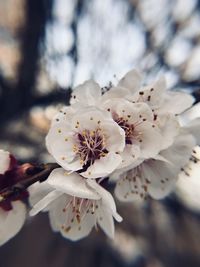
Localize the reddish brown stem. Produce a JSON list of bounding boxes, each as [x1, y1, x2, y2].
[[0, 163, 59, 202]]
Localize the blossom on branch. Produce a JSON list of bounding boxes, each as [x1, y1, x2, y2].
[[30, 168, 122, 240], [114, 133, 195, 201], [46, 108, 125, 178], [0, 68, 197, 243]]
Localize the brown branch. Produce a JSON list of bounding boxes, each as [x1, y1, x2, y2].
[[0, 163, 59, 203]]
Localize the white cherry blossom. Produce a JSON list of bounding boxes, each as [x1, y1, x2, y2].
[[101, 98, 163, 169], [46, 107, 125, 178], [114, 133, 195, 201], [30, 168, 122, 240], [115, 69, 194, 115]]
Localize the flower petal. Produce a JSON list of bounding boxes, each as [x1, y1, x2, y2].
[[101, 87, 130, 102], [118, 144, 140, 169], [0, 201, 26, 245], [28, 181, 53, 210], [70, 80, 101, 106], [179, 102, 200, 124], [131, 76, 166, 108], [87, 179, 122, 222], [100, 121, 125, 152], [136, 122, 163, 158], [161, 91, 194, 115], [71, 107, 112, 132], [115, 172, 146, 202], [118, 69, 142, 93], [183, 118, 200, 144], [47, 168, 100, 199], [142, 134, 195, 199], [82, 152, 122, 178], [0, 150, 10, 175], [46, 123, 81, 171], [30, 190, 63, 216], [156, 113, 180, 150], [48, 194, 95, 241], [51, 106, 76, 126], [141, 160, 178, 199], [97, 207, 115, 239]]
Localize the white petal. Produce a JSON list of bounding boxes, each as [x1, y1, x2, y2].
[[47, 168, 100, 199], [118, 144, 140, 169], [101, 87, 130, 102], [157, 114, 180, 150], [46, 123, 82, 171], [118, 69, 142, 93], [71, 107, 112, 131], [161, 134, 195, 168], [97, 207, 115, 239], [161, 91, 194, 115], [142, 134, 195, 199], [126, 102, 154, 124], [0, 201, 26, 246], [183, 118, 200, 144], [82, 152, 122, 178], [102, 99, 153, 123], [100, 121, 125, 152], [179, 102, 200, 124], [131, 76, 166, 108], [87, 179, 122, 222], [30, 190, 63, 216], [136, 122, 163, 158], [110, 158, 144, 182], [70, 80, 101, 106], [48, 194, 95, 241], [141, 161, 178, 199], [51, 106, 76, 126], [0, 150, 10, 174], [28, 181, 53, 208], [177, 146, 200, 212], [115, 172, 146, 202]]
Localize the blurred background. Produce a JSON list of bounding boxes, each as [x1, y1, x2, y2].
[[0, 0, 200, 266]]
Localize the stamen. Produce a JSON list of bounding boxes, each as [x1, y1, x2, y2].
[[75, 129, 108, 170]]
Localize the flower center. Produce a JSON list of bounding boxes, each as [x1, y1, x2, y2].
[[74, 129, 108, 169]]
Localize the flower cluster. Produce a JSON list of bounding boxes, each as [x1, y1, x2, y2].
[[30, 69, 200, 241], [0, 150, 28, 245]]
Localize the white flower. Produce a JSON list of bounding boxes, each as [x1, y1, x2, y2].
[[46, 107, 125, 178], [0, 149, 27, 245], [117, 69, 194, 115], [101, 98, 163, 169], [114, 133, 195, 201], [30, 168, 122, 240], [0, 201, 26, 246]]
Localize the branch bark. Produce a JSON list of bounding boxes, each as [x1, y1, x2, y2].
[[0, 163, 59, 203]]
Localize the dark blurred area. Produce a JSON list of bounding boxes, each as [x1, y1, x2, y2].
[[0, 0, 200, 266]]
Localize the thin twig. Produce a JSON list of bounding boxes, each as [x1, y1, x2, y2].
[[0, 163, 59, 202]]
